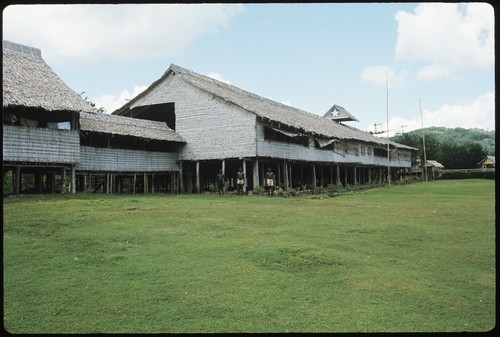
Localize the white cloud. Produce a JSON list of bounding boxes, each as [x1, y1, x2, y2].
[[360, 65, 409, 88], [367, 91, 495, 136], [92, 85, 148, 113], [207, 73, 232, 85], [2, 4, 244, 66], [394, 3, 494, 80]]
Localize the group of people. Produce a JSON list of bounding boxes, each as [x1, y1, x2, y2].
[[217, 167, 275, 196]]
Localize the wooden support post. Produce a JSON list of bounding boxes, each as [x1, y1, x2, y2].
[[196, 161, 200, 194], [242, 159, 247, 192], [288, 162, 292, 189], [275, 162, 282, 188], [178, 162, 184, 193], [71, 166, 76, 194], [152, 173, 155, 194], [144, 173, 148, 194], [60, 168, 66, 194], [14, 166, 20, 195], [354, 165, 357, 185], [35, 173, 42, 193], [300, 165, 304, 187], [336, 164, 341, 186], [133, 174, 136, 194], [49, 174, 55, 194], [253, 159, 259, 189], [283, 160, 289, 191], [312, 163, 317, 191]]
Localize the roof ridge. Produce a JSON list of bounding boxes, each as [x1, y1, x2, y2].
[[3, 40, 42, 59], [171, 63, 327, 119]]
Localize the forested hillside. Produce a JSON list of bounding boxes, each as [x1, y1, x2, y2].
[[390, 127, 495, 169]]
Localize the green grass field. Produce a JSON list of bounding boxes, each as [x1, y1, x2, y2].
[[3, 179, 495, 333]]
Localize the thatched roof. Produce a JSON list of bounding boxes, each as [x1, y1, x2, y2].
[[114, 64, 416, 150], [425, 160, 444, 169], [79, 111, 185, 143], [2, 40, 95, 112]]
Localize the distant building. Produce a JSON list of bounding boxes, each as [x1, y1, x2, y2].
[[478, 156, 495, 169], [411, 160, 444, 180]]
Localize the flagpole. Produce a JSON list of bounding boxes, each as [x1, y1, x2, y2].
[[419, 98, 428, 182], [386, 72, 391, 185]]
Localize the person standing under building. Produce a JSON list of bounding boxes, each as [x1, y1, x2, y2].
[[236, 167, 245, 195], [217, 169, 225, 196], [265, 167, 275, 196]]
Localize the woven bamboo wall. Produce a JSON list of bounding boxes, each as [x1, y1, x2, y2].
[[132, 75, 257, 161], [255, 122, 413, 168], [79, 146, 180, 172], [128, 73, 413, 168], [3, 125, 79, 163]]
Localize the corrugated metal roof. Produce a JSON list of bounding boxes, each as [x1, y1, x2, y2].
[[79, 111, 185, 143], [2, 40, 96, 113]]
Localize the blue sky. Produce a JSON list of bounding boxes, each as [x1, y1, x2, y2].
[[3, 3, 495, 135]]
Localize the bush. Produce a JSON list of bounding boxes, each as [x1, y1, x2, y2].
[[439, 169, 495, 180]]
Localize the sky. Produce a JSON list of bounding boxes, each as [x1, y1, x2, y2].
[[2, 3, 495, 136]]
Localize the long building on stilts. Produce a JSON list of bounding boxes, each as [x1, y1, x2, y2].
[[113, 64, 417, 194], [3, 40, 416, 195]]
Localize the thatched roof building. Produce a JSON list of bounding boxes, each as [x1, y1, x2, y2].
[[114, 64, 415, 152], [2, 40, 95, 113], [79, 111, 185, 143], [478, 155, 495, 168]]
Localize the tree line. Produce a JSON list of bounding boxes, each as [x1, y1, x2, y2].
[[390, 127, 495, 169]]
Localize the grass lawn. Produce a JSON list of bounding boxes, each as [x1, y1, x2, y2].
[[3, 179, 495, 333]]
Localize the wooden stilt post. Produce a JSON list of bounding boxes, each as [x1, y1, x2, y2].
[[242, 159, 247, 192], [283, 160, 289, 191], [35, 173, 42, 193], [196, 161, 200, 194], [312, 163, 317, 191], [253, 159, 259, 190], [178, 162, 184, 193], [50, 174, 55, 194], [14, 166, 20, 195], [71, 165, 76, 194], [60, 168, 66, 194]]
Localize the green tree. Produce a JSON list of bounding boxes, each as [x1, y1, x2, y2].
[[392, 127, 493, 169], [438, 140, 486, 169], [80, 92, 106, 113]]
